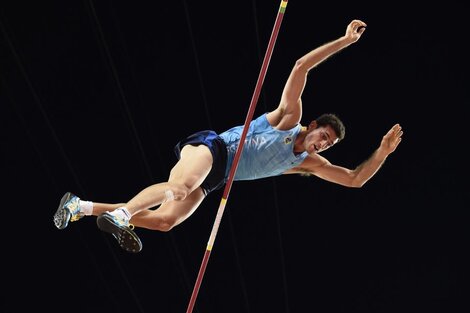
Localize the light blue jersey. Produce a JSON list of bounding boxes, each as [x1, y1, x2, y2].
[[219, 113, 308, 181]]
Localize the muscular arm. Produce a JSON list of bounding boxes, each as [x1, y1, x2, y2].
[[291, 124, 403, 187], [267, 19, 367, 129], [311, 148, 389, 188]]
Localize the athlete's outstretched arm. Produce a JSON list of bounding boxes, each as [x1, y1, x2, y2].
[[305, 123, 403, 187], [267, 19, 367, 129]]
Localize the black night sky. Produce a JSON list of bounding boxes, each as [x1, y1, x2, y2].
[[1, 1, 469, 312]]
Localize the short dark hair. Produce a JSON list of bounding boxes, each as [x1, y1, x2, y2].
[[315, 113, 346, 141]]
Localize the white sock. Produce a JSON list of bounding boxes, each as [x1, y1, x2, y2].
[[111, 207, 131, 221], [79, 200, 93, 216]]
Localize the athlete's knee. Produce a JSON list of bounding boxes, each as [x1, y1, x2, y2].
[[159, 220, 176, 232], [149, 215, 178, 232]]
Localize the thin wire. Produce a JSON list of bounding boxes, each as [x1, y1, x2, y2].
[[182, 0, 213, 130], [84, 1, 148, 311], [86, 0, 154, 181], [185, 1, 289, 312], [0, 11, 123, 312], [250, 1, 291, 312]]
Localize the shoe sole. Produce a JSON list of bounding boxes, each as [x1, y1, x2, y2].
[[96, 214, 142, 253], [53, 192, 73, 230]]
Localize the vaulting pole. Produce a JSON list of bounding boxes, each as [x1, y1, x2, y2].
[[186, 1, 288, 312]]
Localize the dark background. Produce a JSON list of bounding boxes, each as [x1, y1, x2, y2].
[[1, 1, 468, 312]]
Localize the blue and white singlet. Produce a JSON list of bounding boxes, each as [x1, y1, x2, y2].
[[219, 113, 308, 181]]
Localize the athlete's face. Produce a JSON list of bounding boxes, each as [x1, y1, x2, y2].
[[304, 124, 339, 154]]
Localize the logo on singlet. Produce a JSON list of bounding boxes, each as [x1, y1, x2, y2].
[[284, 136, 292, 144]]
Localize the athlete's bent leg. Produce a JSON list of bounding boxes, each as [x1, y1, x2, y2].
[[129, 187, 206, 231]]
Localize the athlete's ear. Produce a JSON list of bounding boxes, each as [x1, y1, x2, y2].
[[308, 120, 317, 130]]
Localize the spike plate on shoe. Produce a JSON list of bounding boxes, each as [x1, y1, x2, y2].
[[96, 213, 142, 253]]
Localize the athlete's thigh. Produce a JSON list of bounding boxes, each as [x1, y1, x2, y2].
[[169, 145, 213, 192]]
